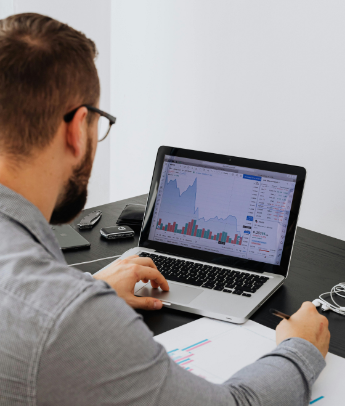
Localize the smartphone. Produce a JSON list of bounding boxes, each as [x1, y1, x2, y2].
[[51, 225, 91, 251], [100, 225, 135, 240]]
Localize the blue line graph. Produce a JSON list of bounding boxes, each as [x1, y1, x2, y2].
[[182, 339, 208, 351], [177, 358, 191, 364], [158, 176, 241, 238], [310, 396, 324, 404]]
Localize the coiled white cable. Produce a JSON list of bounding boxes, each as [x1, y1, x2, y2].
[[312, 282, 345, 316]]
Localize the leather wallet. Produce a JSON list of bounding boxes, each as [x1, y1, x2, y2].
[[116, 204, 145, 227]]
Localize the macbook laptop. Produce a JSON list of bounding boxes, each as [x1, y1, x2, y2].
[[108, 146, 306, 324]]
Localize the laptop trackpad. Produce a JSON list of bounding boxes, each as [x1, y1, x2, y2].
[[137, 282, 203, 305]]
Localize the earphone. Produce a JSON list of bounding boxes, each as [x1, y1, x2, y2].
[[312, 282, 345, 316]]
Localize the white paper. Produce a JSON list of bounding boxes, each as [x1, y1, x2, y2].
[[154, 317, 343, 405]]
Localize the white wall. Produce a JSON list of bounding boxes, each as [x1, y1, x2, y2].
[[110, 0, 345, 241], [0, 0, 14, 18], [2, 0, 112, 209], [2, 1, 345, 240]]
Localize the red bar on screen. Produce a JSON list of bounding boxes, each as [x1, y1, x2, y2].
[[239, 237, 243, 245], [201, 228, 205, 238], [168, 223, 171, 232], [193, 225, 198, 236], [158, 219, 162, 226], [232, 234, 238, 244], [172, 222, 176, 232], [209, 232, 212, 239], [218, 233, 222, 241], [187, 222, 192, 235], [182, 227, 185, 234], [213, 235, 217, 240], [226, 236, 230, 243]]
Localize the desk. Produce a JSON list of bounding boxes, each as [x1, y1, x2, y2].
[[64, 194, 345, 358]]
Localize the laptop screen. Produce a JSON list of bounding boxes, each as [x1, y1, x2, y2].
[[148, 155, 297, 266]]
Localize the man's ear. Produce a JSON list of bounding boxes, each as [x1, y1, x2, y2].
[[65, 107, 89, 158]]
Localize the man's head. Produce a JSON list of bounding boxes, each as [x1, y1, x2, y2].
[[0, 13, 100, 223]]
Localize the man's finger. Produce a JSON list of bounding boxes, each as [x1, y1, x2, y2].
[[150, 280, 159, 288], [126, 256, 158, 270], [121, 255, 140, 261], [129, 296, 163, 310], [134, 266, 169, 291]]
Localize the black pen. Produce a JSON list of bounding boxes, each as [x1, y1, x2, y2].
[[270, 308, 290, 320]]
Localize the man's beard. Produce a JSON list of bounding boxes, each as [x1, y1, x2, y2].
[[50, 136, 93, 225]]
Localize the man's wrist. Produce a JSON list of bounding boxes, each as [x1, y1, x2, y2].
[[275, 337, 326, 384]]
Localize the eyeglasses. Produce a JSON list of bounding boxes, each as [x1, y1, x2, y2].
[[63, 105, 116, 142]]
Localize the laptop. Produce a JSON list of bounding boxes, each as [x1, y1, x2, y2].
[[109, 146, 306, 324]]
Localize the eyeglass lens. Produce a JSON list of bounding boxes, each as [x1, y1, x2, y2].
[[97, 115, 111, 142]]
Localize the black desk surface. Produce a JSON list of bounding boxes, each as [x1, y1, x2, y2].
[[64, 194, 345, 358]]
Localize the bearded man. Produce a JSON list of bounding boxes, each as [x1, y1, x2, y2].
[[0, 13, 329, 406]]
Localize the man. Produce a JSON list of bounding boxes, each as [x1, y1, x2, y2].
[[0, 13, 329, 406]]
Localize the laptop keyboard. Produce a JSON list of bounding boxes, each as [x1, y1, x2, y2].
[[139, 252, 269, 297]]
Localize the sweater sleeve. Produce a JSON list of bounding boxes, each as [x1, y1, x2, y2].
[[36, 280, 326, 406]]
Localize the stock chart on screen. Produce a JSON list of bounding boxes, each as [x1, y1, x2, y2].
[[148, 156, 296, 265]]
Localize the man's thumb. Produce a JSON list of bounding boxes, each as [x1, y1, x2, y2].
[[132, 296, 163, 310]]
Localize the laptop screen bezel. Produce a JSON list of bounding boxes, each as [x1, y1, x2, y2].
[[138, 146, 306, 277]]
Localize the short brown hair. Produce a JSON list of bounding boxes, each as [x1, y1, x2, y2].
[[0, 13, 100, 157]]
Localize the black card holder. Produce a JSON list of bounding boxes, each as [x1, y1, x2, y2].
[[116, 204, 145, 228]]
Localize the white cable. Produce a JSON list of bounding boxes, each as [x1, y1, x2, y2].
[[68, 255, 121, 267], [313, 282, 345, 316]]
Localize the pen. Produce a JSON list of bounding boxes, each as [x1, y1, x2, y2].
[[270, 308, 290, 320]]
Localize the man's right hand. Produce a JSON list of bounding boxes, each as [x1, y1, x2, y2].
[[93, 255, 169, 311], [276, 301, 330, 358]]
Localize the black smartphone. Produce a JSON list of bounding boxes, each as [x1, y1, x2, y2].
[[51, 225, 91, 251], [100, 225, 135, 240]]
